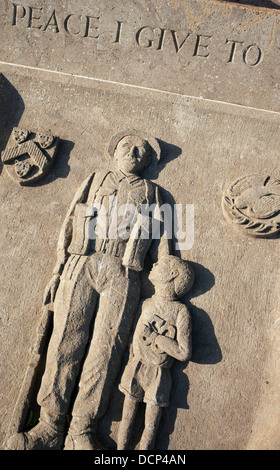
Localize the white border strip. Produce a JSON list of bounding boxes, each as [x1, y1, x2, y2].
[[1, 60, 280, 117]]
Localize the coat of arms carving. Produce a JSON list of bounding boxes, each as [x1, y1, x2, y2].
[[1, 127, 60, 185], [222, 174, 280, 238]]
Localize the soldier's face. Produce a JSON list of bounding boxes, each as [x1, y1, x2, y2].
[[115, 135, 151, 174]]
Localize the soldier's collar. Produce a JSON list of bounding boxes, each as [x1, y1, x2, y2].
[[116, 170, 142, 185]]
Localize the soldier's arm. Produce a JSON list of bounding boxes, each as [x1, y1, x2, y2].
[[43, 173, 95, 306], [154, 305, 192, 362], [52, 172, 95, 275]]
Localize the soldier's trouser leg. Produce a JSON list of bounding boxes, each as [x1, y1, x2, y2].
[[70, 258, 140, 426], [37, 255, 98, 417]]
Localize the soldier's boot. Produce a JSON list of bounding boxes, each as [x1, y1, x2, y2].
[[5, 409, 65, 450], [63, 416, 105, 450]]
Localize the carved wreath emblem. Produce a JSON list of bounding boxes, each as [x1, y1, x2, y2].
[[222, 174, 280, 238], [1, 128, 60, 185]]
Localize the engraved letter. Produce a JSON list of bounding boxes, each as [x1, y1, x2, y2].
[[64, 14, 82, 36], [193, 34, 212, 57], [43, 10, 59, 33], [243, 44, 262, 66], [84, 16, 100, 38], [156, 28, 168, 50], [226, 39, 244, 63], [28, 6, 43, 29], [171, 30, 192, 53], [114, 21, 124, 43], [12, 3, 26, 26], [136, 26, 155, 48]]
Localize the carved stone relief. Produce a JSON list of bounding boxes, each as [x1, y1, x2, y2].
[[4, 130, 194, 451], [117, 255, 194, 450], [222, 174, 280, 237], [1, 127, 60, 185]]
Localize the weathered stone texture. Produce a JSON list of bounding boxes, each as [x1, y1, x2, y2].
[[0, 0, 280, 450]]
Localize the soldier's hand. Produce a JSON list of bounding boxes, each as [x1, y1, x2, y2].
[[43, 274, 60, 306]]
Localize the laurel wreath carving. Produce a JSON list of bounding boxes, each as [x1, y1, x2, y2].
[[222, 175, 280, 238]]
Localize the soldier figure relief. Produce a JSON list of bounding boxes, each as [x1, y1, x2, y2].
[[6, 129, 184, 451]]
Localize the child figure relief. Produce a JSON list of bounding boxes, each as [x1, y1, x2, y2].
[[118, 254, 194, 450]]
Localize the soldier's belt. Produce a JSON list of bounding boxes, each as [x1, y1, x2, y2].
[[95, 238, 126, 258]]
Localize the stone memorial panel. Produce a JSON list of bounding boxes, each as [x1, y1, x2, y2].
[[0, 0, 280, 451]]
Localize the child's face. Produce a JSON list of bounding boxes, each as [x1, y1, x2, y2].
[[149, 257, 173, 284]]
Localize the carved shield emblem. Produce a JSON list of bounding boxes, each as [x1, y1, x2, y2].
[[222, 174, 280, 238], [1, 128, 60, 185]]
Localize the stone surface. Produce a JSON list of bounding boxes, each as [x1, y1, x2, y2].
[[1, 0, 280, 112], [0, 0, 280, 451]]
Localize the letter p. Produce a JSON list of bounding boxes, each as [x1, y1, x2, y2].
[[12, 3, 27, 26]]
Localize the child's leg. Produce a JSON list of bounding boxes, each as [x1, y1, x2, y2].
[[139, 404, 162, 450], [117, 395, 139, 450]]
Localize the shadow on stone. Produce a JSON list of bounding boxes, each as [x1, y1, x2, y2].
[[143, 138, 182, 182], [217, 0, 280, 9], [0, 74, 25, 176]]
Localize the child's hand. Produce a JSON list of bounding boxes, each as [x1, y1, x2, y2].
[[143, 323, 158, 342]]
